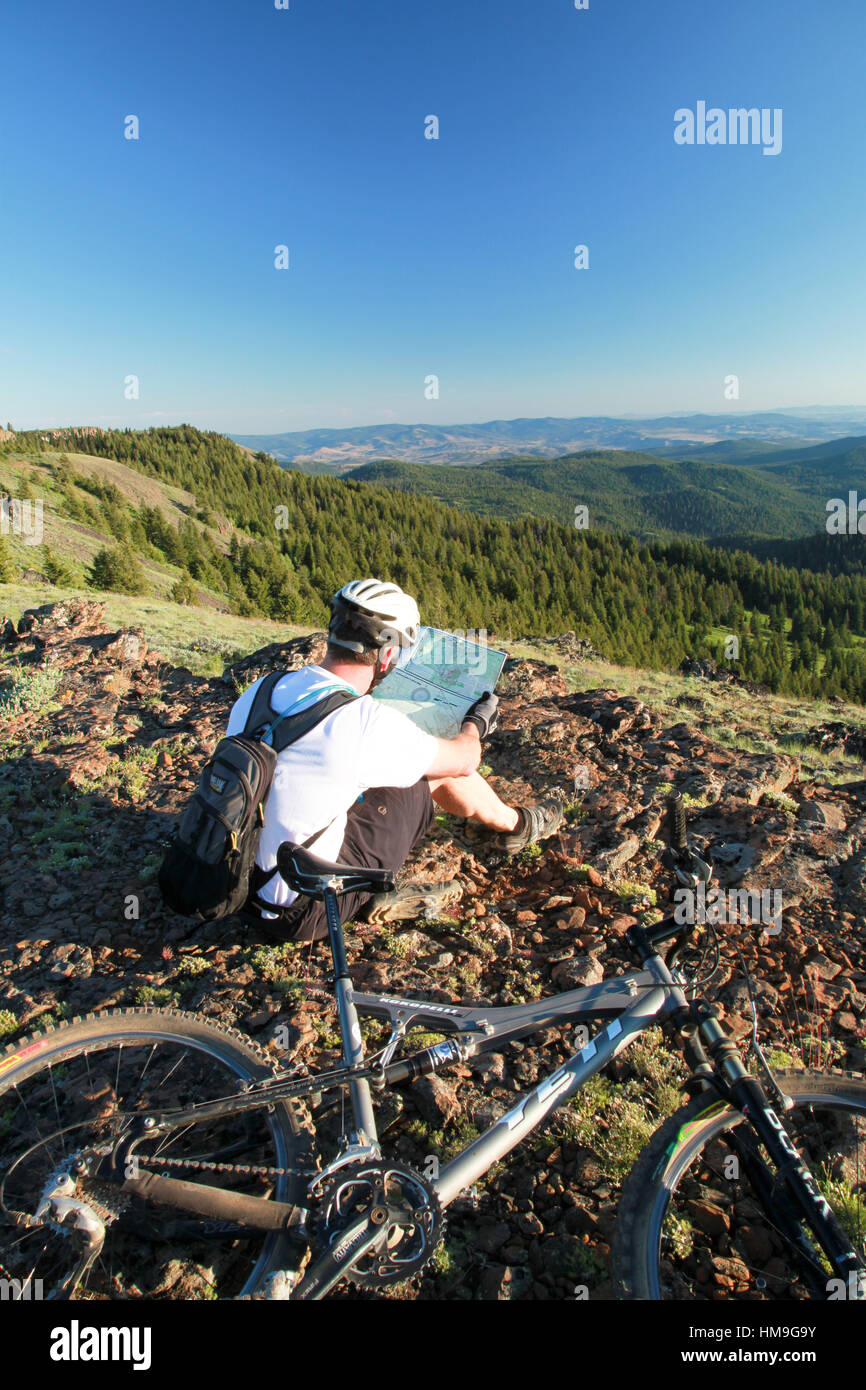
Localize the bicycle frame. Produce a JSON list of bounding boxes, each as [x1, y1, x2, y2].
[[121, 887, 688, 1212], [329, 881, 690, 1206], [110, 886, 862, 1298], [352, 968, 684, 1207]]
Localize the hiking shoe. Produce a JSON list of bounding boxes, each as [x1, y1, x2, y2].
[[498, 796, 565, 854], [364, 879, 463, 925]]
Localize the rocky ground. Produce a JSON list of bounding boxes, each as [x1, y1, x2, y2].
[[1, 598, 865, 1301]]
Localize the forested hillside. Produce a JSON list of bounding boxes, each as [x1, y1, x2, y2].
[[3, 425, 866, 701], [347, 453, 822, 538]]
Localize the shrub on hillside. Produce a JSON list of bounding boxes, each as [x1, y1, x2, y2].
[[52, 456, 74, 489], [42, 545, 74, 586], [0, 535, 17, 583], [87, 545, 147, 595], [170, 572, 199, 606]]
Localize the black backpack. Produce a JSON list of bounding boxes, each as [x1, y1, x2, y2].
[[158, 671, 356, 921]]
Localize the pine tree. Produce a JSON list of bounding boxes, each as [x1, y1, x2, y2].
[[0, 534, 16, 583], [170, 572, 198, 606], [42, 545, 74, 586], [87, 546, 147, 595]]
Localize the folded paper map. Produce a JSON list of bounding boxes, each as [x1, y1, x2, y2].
[[372, 626, 508, 737]]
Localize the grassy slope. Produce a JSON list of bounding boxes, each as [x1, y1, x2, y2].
[[0, 582, 307, 676], [0, 450, 248, 607]]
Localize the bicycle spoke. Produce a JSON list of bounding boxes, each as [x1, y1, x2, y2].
[[11, 1083, 59, 1168], [0, 1020, 304, 1300]]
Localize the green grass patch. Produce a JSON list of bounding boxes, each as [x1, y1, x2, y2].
[[0, 665, 62, 719], [30, 803, 96, 871], [559, 1029, 685, 1182], [135, 986, 179, 1007], [175, 955, 210, 977], [0, 1010, 20, 1040]]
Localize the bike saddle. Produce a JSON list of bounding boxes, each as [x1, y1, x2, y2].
[[276, 842, 395, 899]]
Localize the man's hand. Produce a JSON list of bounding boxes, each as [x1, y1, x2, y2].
[[462, 691, 499, 740]]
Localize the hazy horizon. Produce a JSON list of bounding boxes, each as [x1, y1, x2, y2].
[[8, 403, 866, 440]]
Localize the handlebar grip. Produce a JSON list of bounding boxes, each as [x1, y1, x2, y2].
[[667, 793, 687, 852]]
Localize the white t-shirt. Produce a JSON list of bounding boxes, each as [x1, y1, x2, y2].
[[226, 665, 439, 911]]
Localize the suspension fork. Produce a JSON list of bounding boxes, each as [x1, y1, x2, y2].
[[695, 1003, 864, 1289], [723, 1126, 830, 1296], [324, 885, 378, 1147]]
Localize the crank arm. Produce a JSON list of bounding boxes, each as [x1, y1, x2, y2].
[[289, 1214, 387, 1301]]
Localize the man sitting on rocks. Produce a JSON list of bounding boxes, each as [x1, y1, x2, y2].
[[231, 578, 563, 942]]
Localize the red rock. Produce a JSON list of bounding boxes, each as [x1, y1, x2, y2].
[[737, 1225, 773, 1263], [805, 953, 843, 982], [551, 956, 604, 990], [609, 914, 637, 934], [687, 1199, 730, 1236], [557, 906, 586, 930]]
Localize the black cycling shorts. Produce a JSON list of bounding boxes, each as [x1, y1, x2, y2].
[[265, 779, 436, 944]]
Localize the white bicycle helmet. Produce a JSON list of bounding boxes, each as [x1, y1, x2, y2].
[[329, 578, 421, 654]]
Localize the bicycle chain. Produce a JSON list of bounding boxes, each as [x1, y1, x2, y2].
[[141, 1153, 313, 1180]]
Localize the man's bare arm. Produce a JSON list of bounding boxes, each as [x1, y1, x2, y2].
[[424, 725, 482, 779]]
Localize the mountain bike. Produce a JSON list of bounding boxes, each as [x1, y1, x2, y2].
[[1, 797, 864, 1301]]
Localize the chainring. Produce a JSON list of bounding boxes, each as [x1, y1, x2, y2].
[[315, 1160, 444, 1289]]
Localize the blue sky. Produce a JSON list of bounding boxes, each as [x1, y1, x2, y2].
[[1, 0, 864, 432]]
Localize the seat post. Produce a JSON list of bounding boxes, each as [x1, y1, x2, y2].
[[324, 882, 378, 1148]]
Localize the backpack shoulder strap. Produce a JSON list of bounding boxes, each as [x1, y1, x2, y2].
[[244, 684, 358, 915], [268, 687, 356, 754], [243, 671, 285, 741], [242, 673, 357, 751]]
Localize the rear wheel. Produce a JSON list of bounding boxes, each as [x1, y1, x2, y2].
[[0, 1008, 313, 1300], [613, 1070, 866, 1300]]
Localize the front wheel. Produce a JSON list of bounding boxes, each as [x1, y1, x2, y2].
[[0, 1008, 312, 1300], [613, 1069, 866, 1300]]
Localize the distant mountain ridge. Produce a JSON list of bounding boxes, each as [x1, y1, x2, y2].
[[232, 410, 866, 471]]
